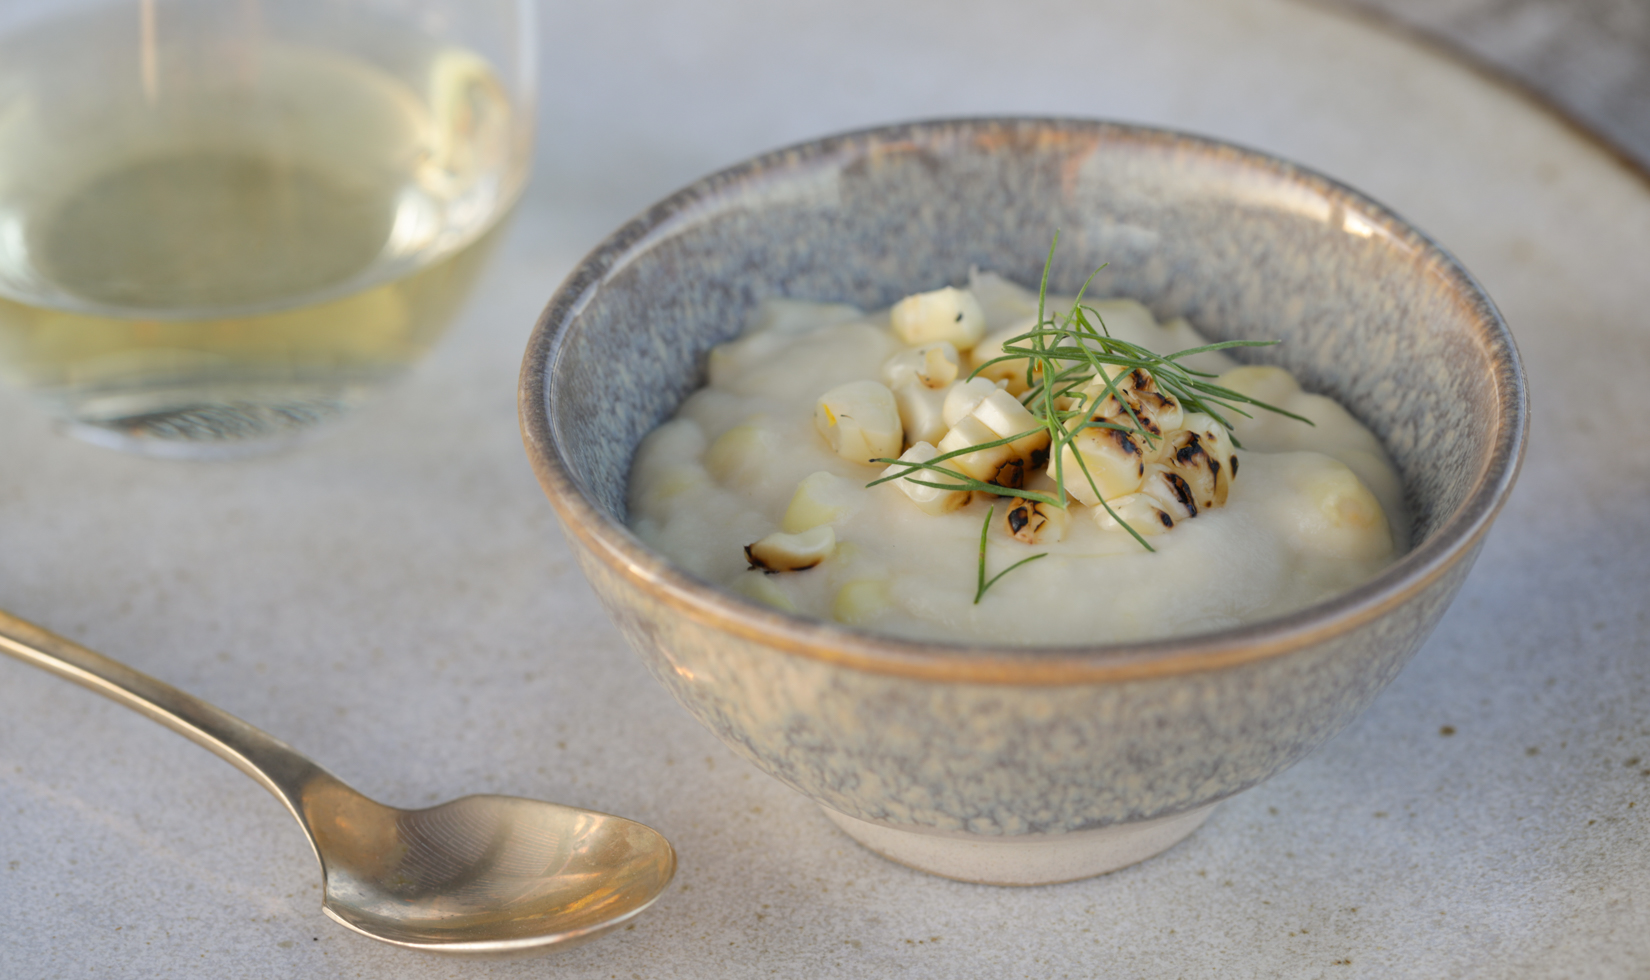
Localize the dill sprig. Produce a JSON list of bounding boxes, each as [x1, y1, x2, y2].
[[974, 504, 1048, 604], [874, 233, 1311, 553], [864, 428, 1060, 505]]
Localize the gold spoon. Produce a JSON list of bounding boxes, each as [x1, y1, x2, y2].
[[0, 608, 676, 955]]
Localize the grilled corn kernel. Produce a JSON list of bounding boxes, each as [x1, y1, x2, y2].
[[814, 380, 903, 464], [891, 380, 950, 447], [882, 342, 961, 390], [1092, 492, 1176, 536], [781, 471, 860, 533], [745, 525, 837, 572], [1076, 369, 1183, 444], [1162, 412, 1235, 509], [890, 286, 987, 350], [1052, 425, 1147, 505], [970, 319, 1038, 394], [938, 415, 1022, 488], [880, 442, 970, 515], [941, 375, 1003, 427], [1004, 498, 1070, 544], [1139, 462, 1200, 520], [970, 388, 1051, 465]]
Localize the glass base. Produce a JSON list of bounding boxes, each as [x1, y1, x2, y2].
[[41, 380, 388, 460]]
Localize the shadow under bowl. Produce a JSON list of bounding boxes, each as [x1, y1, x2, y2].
[[519, 118, 1527, 885]]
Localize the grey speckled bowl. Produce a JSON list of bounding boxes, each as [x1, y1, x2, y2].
[[519, 118, 1526, 885]]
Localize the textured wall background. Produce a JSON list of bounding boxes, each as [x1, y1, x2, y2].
[[1338, 0, 1650, 167]]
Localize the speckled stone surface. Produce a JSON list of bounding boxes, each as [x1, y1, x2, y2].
[[2, 0, 1647, 977]]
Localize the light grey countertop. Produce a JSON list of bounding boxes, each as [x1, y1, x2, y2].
[[3, 1, 1647, 977], [1337, 0, 1650, 169]]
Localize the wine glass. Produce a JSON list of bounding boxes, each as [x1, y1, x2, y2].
[[0, 0, 535, 457]]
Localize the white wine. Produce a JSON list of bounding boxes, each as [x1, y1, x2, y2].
[[0, 2, 524, 455]]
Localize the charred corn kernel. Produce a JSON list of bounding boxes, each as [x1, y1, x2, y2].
[[781, 471, 860, 533], [882, 342, 960, 390], [1113, 363, 1156, 391], [890, 286, 987, 350], [1069, 362, 1145, 405], [1161, 412, 1235, 509], [1094, 390, 1184, 445], [879, 442, 970, 516], [729, 569, 799, 611], [891, 380, 949, 446], [1070, 376, 1115, 413], [970, 389, 1051, 464], [942, 375, 1003, 427], [1139, 462, 1200, 520], [971, 319, 1038, 394], [704, 422, 776, 488], [1052, 425, 1147, 505], [1134, 389, 1185, 442], [1268, 452, 1392, 560], [1093, 492, 1176, 536], [814, 380, 903, 464], [1084, 361, 1142, 392], [833, 578, 893, 625], [1187, 412, 1237, 475], [938, 415, 1023, 488], [1076, 369, 1183, 444], [1004, 498, 1070, 544], [745, 526, 837, 572]]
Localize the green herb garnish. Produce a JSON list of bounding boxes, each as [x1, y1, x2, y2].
[[974, 504, 1048, 604], [874, 234, 1310, 552]]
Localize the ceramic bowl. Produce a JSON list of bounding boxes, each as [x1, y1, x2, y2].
[[519, 118, 1526, 885]]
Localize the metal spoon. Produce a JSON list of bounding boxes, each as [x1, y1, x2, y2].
[[0, 608, 676, 955]]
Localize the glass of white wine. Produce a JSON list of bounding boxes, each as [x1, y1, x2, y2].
[[0, 0, 534, 457]]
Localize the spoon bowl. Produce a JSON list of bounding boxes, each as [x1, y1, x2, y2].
[[312, 791, 676, 953], [0, 608, 676, 955]]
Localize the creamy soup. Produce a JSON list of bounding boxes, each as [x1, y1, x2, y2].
[[627, 271, 1406, 646]]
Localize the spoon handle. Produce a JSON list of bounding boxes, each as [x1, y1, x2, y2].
[[0, 607, 328, 822]]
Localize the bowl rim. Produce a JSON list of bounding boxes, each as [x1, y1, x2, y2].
[[519, 116, 1528, 686]]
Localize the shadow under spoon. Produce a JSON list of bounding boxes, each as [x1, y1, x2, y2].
[[0, 608, 676, 956]]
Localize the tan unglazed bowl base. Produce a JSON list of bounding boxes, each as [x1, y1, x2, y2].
[[820, 804, 1219, 886]]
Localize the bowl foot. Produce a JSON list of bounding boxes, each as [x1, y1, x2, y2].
[[820, 803, 1217, 885]]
